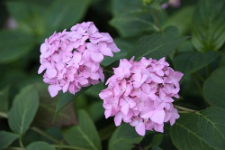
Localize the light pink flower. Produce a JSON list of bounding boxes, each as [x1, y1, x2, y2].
[[99, 57, 183, 136], [38, 22, 120, 97]]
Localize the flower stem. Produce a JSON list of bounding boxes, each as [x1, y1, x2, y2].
[[174, 105, 198, 113], [31, 127, 60, 144]]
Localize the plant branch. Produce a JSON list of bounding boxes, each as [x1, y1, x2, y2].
[[174, 105, 198, 113], [31, 127, 60, 144], [19, 136, 24, 149], [0, 111, 8, 118]]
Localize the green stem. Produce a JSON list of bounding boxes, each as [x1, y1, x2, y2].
[[0, 112, 8, 118], [31, 127, 60, 144], [19, 136, 24, 149], [52, 145, 88, 150], [194, 72, 205, 82], [192, 74, 202, 93], [174, 105, 198, 113]]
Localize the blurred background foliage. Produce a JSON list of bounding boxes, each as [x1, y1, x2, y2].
[[0, 0, 225, 150]]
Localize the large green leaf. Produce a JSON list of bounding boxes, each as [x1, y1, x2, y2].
[[163, 6, 195, 34], [171, 107, 225, 150], [192, 0, 225, 51], [0, 30, 35, 63], [62, 110, 102, 150], [45, 0, 91, 30], [33, 83, 77, 128], [8, 85, 39, 135], [0, 86, 9, 113], [109, 123, 143, 150], [127, 34, 187, 60], [0, 131, 19, 150], [27, 141, 56, 150], [203, 67, 225, 108], [174, 51, 218, 75]]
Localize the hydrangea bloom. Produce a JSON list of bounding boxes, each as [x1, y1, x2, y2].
[[99, 57, 183, 136], [38, 22, 120, 97], [161, 0, 180, 9]]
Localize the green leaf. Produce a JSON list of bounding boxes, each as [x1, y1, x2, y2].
[[163, 6, 195, 34], [110, 8, 160, 37], [174, 51, 218, 75], [171, 107, 225, 150], [56, 87, 89, 112], [192, 0, 225, 51], [62, 110, 102, 150], [0, 86, 9, 113], [0, 30, 35, 63], [109, 123, 143, 150], [8, 85, 39, 135], [27, 141, 56, 150], [32, 83, 77, 128], [0, 131, 19, 150], [203, 67, 225, 108], [127, 34, 187, 60], [152, 134, 164, 147], [45, 0, 91, 30]]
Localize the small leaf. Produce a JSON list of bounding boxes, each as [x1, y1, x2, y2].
[[0, 30, 35, 63], [45, 0, 91, 30], [56, 86, 89, 112], [203, 67, 225, 108], [174, 51, 218, 75], [127, 34, 187, 60], [192, 0, 225, 51], [8, 85, 39, 135], [171, 107, 225, 150], [0, 131, 19, 150], [33, 83, 77, 128], [62, 110, 102, 150], [109, 123, 143, 150], [27, 141, 56, 150], [0, 86, 9, 113]]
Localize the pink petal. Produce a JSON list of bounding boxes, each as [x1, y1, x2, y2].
[[46, 68, 57, 79], [114, 112, 122, 126], [38, 65, 45, 74], [135, 122, 145, 136], [91, 52, 104, 62], [121, 103, 129, 115], [151, 110, 165, 124], [48, 85, 61, 97]]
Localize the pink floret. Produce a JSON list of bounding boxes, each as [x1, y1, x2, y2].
[[99, 57, 183, 136], [38, 22, 120, 97]]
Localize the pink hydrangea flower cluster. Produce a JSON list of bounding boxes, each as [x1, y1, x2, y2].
[[161, 0, 180, 9], [38, 22, 120, 97], [99, 57, 183, 136]]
